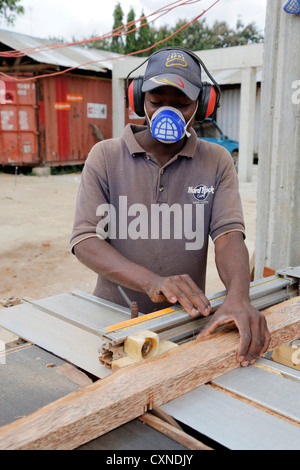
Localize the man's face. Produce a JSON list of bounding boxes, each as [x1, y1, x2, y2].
[[144, 86, 198, 130]]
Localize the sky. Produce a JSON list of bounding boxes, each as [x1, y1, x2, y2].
[[0, 0, 268, 42]]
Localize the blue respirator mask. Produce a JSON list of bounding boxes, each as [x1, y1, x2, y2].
[[145, 104, 198, 144]]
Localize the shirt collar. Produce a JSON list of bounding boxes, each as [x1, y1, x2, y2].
[[122, 124, 198, 159]]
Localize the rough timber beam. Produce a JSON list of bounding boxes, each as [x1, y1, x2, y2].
[[0, 296, 300, 450]]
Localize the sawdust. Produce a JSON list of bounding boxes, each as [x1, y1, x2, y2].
[[0, 166, 258, 303]]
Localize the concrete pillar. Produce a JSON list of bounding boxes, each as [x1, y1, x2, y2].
[[112, 76, 125, 138], [255, 0, 300, 278], [112, 57, 147, 138], [238, 67, 257, 182]]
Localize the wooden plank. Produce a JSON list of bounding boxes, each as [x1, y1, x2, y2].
[[139, 413, 213, 450], [0, 296, 299, 450]]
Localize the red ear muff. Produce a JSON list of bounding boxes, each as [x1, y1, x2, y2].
[[127, 76, 145, 117], [196, 82, 219, 122], [205, 86, 217, 119], [128, 80, 135, 113]]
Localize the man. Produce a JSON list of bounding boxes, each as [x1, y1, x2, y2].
[[71, 47, 270, 367]]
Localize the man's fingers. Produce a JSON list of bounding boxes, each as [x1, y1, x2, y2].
[[197, 309, 271, 368], [197, 314, 232, 339], [154, 287, 177, 304], [236, 312, 269, 366], [153, 274, 210, 317], [172, 274, 210, 316], [259, 315, 271, 357], [183, 275, 211, 315]]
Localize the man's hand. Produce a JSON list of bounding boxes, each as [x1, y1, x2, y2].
[[196, 296, 271, 366], [146, 273, 211, 317]]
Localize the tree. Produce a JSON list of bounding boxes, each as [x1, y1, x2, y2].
[[235, 19, 264, 45], [87, 4, 264, 54], [111, 2, 124, 54], [125, 8, 136, 55], [0, 0, 24, 24], [137, 10, 151, 55]]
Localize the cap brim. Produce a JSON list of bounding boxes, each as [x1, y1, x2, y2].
[[142, 74, 201, 101]]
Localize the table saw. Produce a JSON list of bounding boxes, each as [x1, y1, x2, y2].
[[0, 266, 300, 450]]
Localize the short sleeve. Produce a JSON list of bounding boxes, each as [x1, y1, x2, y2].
[[209, 152, 245, 242], [70, 144, 109, 252]]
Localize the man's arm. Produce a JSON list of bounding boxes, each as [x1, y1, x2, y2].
[[74, 237, 211, 317], [197, 231, 271, 366]]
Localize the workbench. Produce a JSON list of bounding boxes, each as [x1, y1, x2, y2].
[[0, 269, 300, 450]]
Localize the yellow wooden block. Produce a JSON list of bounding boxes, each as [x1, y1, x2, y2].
[[271, 340, 300, 371], [124, 330, 159, 360], [112, 340, 178, 372], [158, 340, 178, 355]]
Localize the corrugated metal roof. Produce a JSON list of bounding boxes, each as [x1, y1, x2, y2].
[[202, 67, 262, 85], [0, 29, 122, 73]]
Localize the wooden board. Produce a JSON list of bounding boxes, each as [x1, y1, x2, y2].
[[0, 296, 299, 450]]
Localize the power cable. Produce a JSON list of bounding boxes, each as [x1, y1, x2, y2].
[[0, 0, 220, 82]]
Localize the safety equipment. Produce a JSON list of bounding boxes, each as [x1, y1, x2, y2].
[[283, 0, 300, 14], [145, 105, 198, 143], [126, 47, 220, 122]]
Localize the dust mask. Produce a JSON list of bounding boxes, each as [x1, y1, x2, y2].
[[145, 104, 198, 144]]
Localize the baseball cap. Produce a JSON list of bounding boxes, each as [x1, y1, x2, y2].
[[142, 49, 202, 101]]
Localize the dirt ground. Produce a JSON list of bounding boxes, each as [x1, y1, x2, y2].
[[0, 165, 258, 304]]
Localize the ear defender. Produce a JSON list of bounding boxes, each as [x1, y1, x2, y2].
[[128, 79, 218, 122], [126, 48, 220, 122], [127, 76, 145, 117], [195, 83, 218, 122]]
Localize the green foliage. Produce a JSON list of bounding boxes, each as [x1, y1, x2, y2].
[[137, 10, 151, 55], [111, 2, 124, 53], [125, 8, 136, 55], [86, 3, 264, 54], [0, 0, 24, 24]]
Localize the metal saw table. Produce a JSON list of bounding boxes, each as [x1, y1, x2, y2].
[[0, 267, 300, 450]]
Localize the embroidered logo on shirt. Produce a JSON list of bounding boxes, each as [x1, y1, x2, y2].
[[188, 184, 215, 203]]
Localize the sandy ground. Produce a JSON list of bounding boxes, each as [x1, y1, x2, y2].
[[0, 166, 258, 305]]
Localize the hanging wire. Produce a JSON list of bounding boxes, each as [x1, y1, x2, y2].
[[0, 0, 209, 58], [0, 0, 221, 82]]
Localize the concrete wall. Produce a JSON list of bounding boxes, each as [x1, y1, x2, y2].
[[255, 0, 300, 277]]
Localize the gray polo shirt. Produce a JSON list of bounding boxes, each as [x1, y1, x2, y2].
[[70, 124, 245, 313]]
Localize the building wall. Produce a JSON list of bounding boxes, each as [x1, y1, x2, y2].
[[217, 85, 261, 154]]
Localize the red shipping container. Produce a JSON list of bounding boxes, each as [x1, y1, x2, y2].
[[38, 75, 113, 166], [0, 77, 40, 166]]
